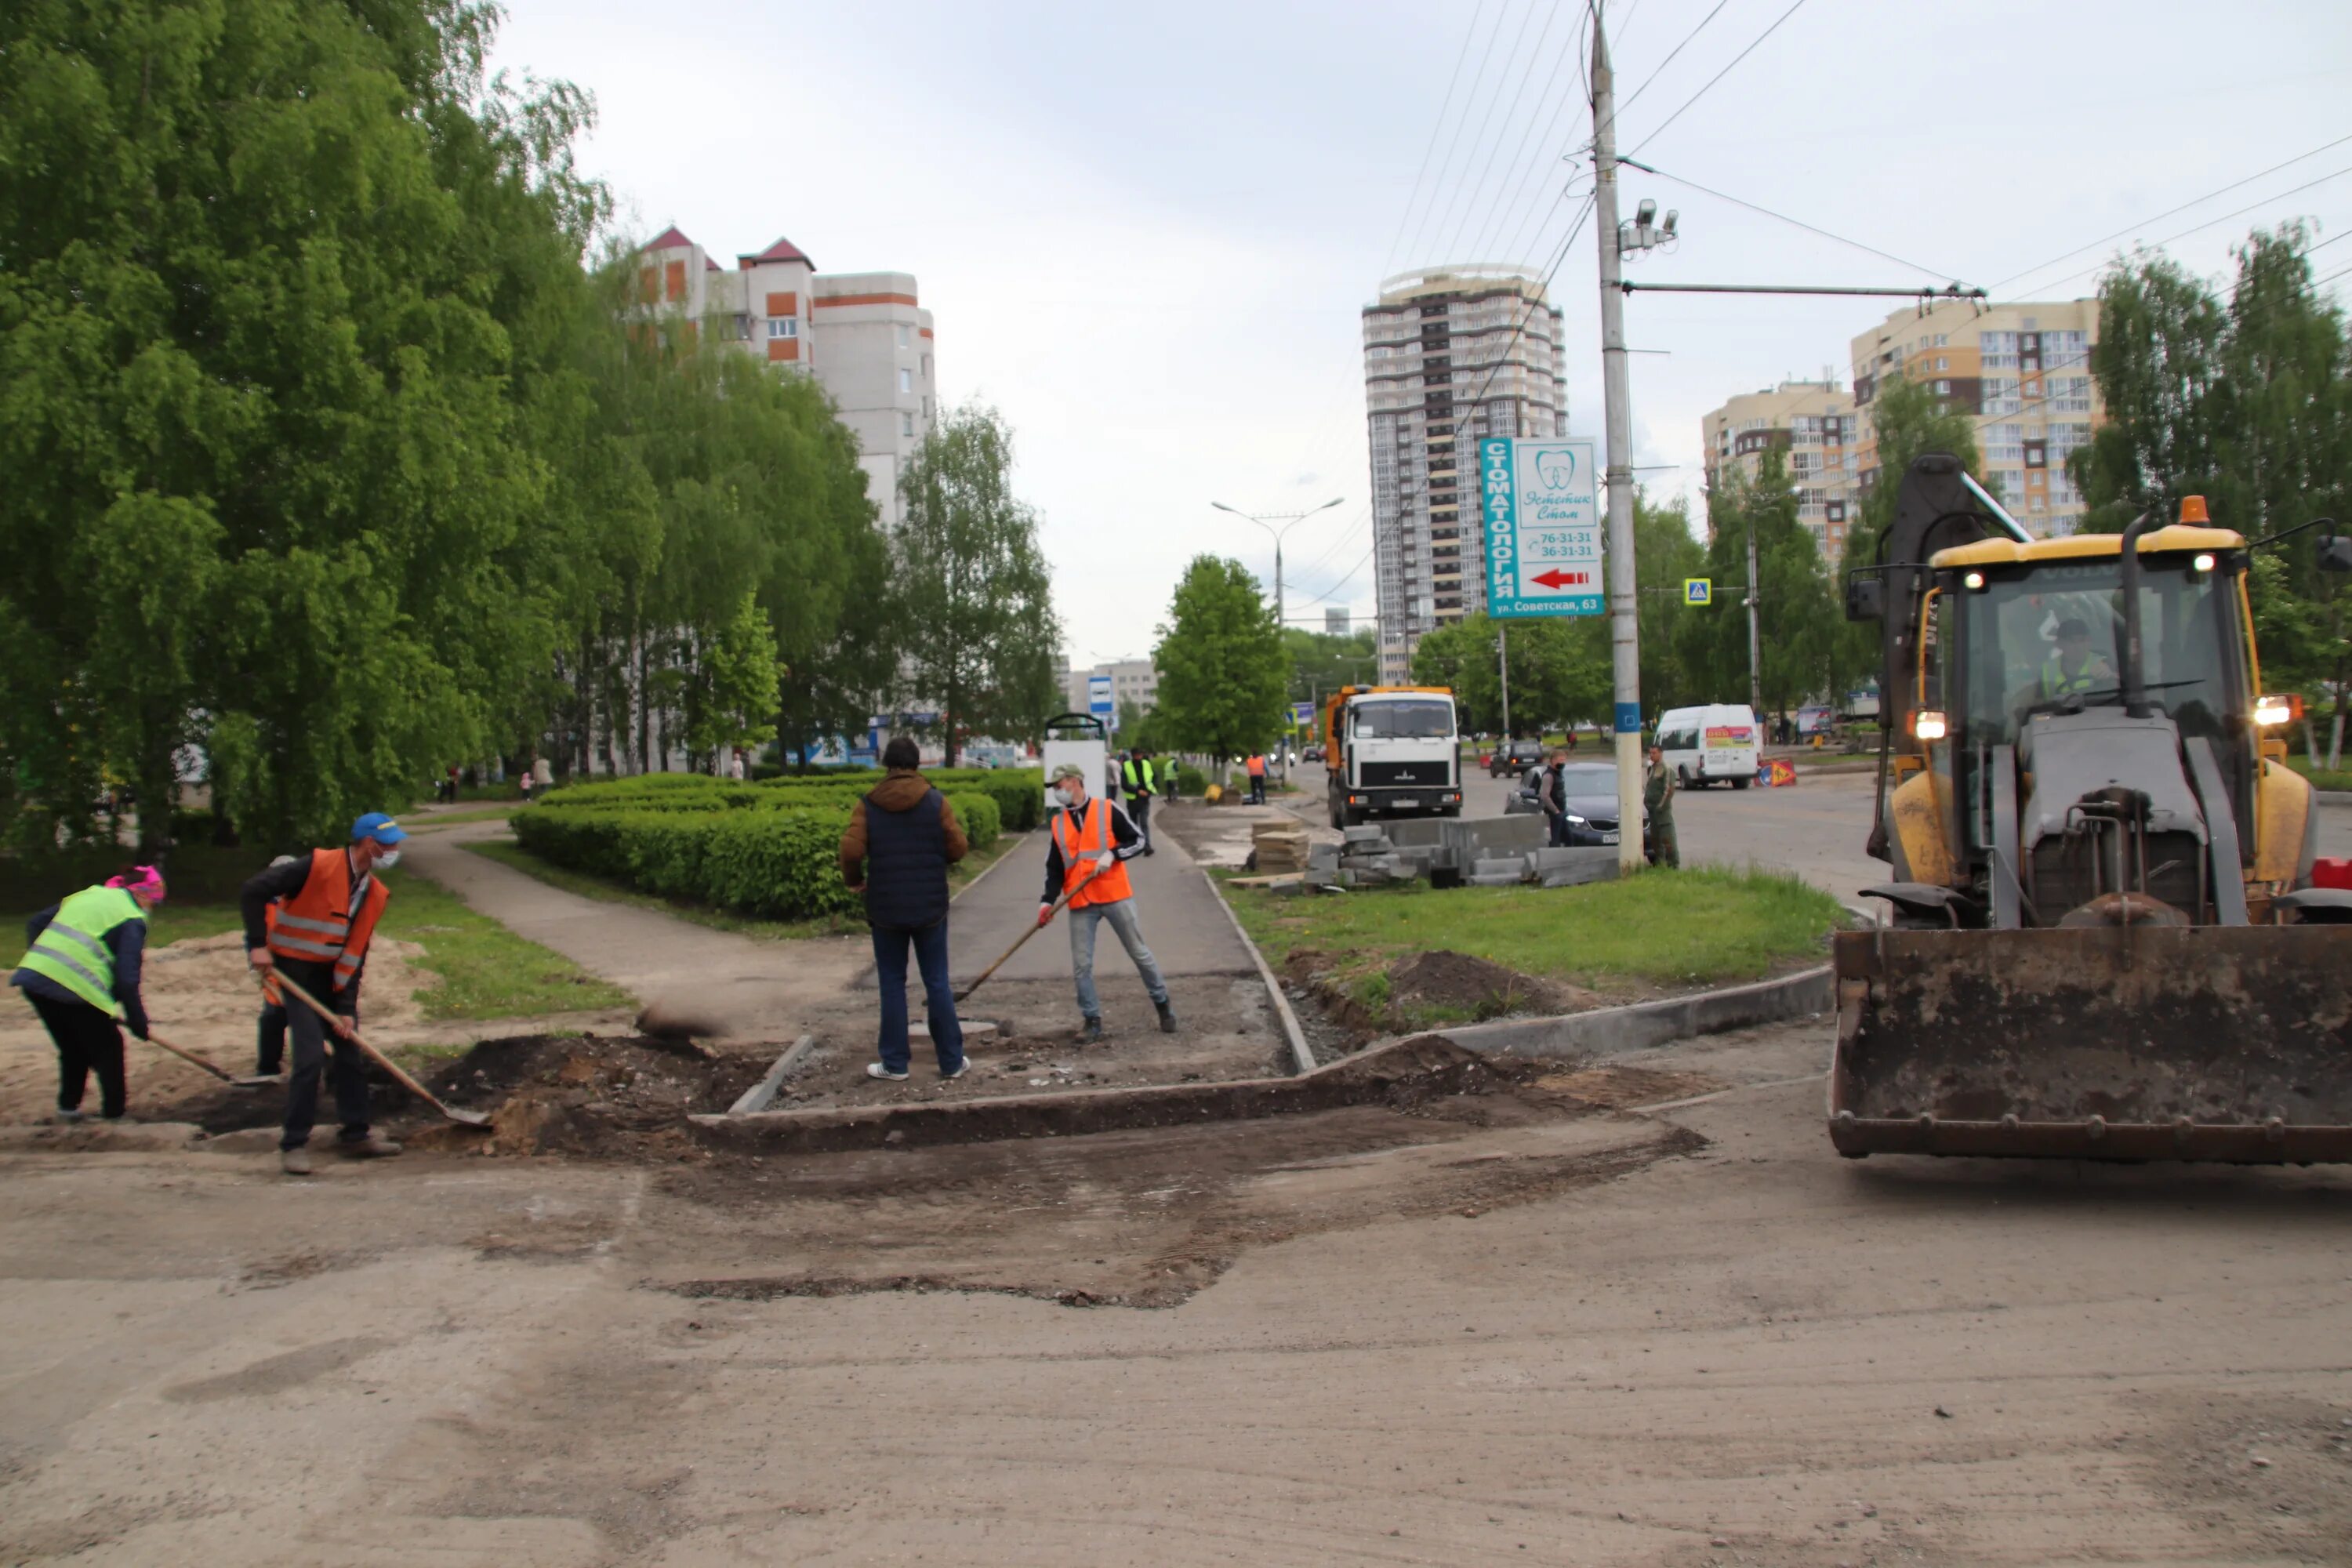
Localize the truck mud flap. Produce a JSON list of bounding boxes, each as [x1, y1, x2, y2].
[[1830, 927, 2352, 1163]]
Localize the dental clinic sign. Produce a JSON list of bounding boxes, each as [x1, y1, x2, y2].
[[1479, 437, 1602, 619]]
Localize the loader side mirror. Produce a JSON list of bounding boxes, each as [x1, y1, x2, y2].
[[1845, 572, 1885, 622], [2319, 532, 2352, 573]]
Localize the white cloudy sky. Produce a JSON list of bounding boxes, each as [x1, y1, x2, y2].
[[492, 0, 2352, 670]]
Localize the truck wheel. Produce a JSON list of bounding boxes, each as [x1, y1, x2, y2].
[[1329, 795, 1345, 830], [1732, 775, 1751, 791]]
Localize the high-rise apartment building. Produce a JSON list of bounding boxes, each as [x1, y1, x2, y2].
[[1700, 379, 1863, 555], [1363, 264, 1569, 684], [637, 227, 938, 523], [1850, 298, 2101, 537]]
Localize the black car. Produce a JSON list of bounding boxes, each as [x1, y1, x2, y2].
[[1508, 761, 1633, 846], [1487, 739, 1547, 778]]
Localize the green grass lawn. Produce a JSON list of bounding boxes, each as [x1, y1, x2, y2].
[[406, 805, 521, 829], [1225, 864, 1845, 1013], [6, 867, 629, 1024], [463, 828, 1028, 942], [2283, 755, 2352, 793]]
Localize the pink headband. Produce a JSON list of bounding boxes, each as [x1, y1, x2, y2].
[[107, 866, 165, 899]]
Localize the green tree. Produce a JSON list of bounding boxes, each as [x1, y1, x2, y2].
[[890, 404, 1061, 767], [1284, 626, 1380, 706], [681, 590, 782, 769], [1154, 556, 1287, 762], [1683, 452, 1836, 724]]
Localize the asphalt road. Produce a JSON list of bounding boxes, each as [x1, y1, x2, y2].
[[1288, 756, 2352, 910]]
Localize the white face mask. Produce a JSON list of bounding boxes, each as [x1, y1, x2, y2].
[[1055, 786, 1079, 808], [375, 848, 401, 870]]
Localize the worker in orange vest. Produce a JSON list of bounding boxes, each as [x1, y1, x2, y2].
[[241, 813, 407, 1176], [1040, 764, 1177, 1044], [1244, 751, 1268, 804]]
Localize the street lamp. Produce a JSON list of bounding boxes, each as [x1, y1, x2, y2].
[[1211, 495, 1344, 778]]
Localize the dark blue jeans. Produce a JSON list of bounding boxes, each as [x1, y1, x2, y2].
[[872, 919, 964, 1074]]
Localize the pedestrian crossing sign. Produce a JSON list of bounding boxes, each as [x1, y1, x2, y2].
[[1684, 578, 1712, 605]]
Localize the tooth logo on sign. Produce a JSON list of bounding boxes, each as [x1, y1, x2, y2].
[[1482, 437, 1602, 620]]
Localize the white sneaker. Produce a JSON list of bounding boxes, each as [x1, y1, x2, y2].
[[940, 1060, 969, 1080], [866, 1063, 909, 1081]]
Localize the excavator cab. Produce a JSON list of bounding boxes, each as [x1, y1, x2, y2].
[[1828, 456, 2352, 1163]]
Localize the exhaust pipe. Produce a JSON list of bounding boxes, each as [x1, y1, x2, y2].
[[2118, 508, 2154, 718]]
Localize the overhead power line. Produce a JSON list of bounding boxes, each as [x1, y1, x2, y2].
[[1593, 0, 1733, 148], [1377, 0, 1492, 283], [2001, 163, 2352, 299], [1620, 156, 1967, 284], [1427, 0, 1565, 268], [1625, 0, 1811, 158], [1991, 129, 2352, 291], [1403, 4, 1522, 269]]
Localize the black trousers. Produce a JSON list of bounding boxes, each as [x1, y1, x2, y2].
[[256, 1002, 288, 1075], [278, 960, 370, 1150], [1131, 793, 1152, 848], [28, 992, 127, 1118]]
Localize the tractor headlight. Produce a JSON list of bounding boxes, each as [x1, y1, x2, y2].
[[2255, 694, 2294, 727], [1913, 709, 1949, 742], [2192, 553, 2216, 573]]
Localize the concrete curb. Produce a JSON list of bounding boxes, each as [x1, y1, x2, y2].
[[1434, 964, 1835, 1062], [689, 1034, 1486, 1155], [1198, 868, 1316, 1073], [2316, 790, 2352, 811], [728, 1033, 817, 1114]]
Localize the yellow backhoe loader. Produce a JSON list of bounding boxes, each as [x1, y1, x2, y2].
[[1833, 453, 2352, 1163]]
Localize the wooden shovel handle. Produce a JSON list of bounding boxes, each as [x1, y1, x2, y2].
[[270, 971, 488, 1127]]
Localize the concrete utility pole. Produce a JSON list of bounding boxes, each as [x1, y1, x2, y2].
[[1745, 515, 1764, 720], [1592, 15, 1644, 871], [1212, 496, 1344, 782], [1497, 624, 1512, 739]]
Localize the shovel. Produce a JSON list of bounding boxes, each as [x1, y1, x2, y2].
[[141, 1031, 240, 1084], [953, 860, 1106, 1004], [270, 971, 492, 1127]]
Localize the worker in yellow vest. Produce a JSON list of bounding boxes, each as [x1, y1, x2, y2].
[[1041, 764, 1177, 1044], [10, 865, 165, 1123]]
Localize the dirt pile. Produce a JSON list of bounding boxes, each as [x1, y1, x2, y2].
[[419, 1033, 768, 1160], [1387, 949, 1597, 1018]]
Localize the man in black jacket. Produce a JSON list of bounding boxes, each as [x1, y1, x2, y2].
[[839, 736, 970, 1082]]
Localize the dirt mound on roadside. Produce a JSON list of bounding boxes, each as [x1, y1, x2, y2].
[[418, 1033, 769, 1160], [1387, 949, 1597, 1020]]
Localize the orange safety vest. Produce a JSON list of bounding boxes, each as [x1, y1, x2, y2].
[[1051, 797, 1134, 910], [1247, 754, 1266, 778], [264, 848, 390, 992]]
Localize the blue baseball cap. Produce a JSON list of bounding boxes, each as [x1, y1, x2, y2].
[[351, 811, 408, 845]]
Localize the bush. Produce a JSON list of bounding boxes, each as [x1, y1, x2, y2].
[[510, 782, 1007, 920]]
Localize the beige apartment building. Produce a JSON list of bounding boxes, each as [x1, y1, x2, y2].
[[1063, 659, 1161, 718], [1364, 263, 1570, 684], [637, 227, 938, 523], [1850, 298, 2101, 536], [1700, 379, 1863, 555]]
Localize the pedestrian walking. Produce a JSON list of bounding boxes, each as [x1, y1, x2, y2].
[[10, 865, 165, 1123], [839, 735, 970, 1083], [1645, 742, 1681, 869], [243, 814, 408, 1175], [1123, 748, 1159, 855], [730, 750, 747, 781], [1244, 751, 1268, 805], [1103, 752, 1123, 808], [1539, 750, 1572, 847], [1041, 764, 1178, 1044]]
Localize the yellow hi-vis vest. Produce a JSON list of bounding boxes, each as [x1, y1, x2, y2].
[[18, 884, 141, 1015]]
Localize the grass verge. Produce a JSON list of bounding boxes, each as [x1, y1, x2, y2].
[[9, 870, 630, 1025], [1223, 864, 1844, 1022], [408, 806, 521, 830], [2283, 755, 2352, 793], [462, 829, 1028, 941]]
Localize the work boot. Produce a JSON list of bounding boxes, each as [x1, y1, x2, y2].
[[341, 1134, 402, 1158], [281, 1145, 314, 1176], [51, 1106, 85, 1125], [1080, 1017, 1104, 1044], [1156, 1000, 1180, 1034]]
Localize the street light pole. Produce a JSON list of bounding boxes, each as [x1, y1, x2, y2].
[[1211, 496, 1344, 781], [1592, 13, 1644, 873]]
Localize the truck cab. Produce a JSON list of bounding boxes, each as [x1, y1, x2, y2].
[[1324, 686, 1462, 828]]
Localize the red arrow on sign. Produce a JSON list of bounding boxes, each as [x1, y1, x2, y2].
[[1529, 568, 1589, 589]]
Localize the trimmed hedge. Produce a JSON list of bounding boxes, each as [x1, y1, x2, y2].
[[510, 786, 1003, 920], [532, 767, 1043, 834]]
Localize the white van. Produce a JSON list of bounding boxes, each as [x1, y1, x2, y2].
[[1655, 703, 1759, 790]]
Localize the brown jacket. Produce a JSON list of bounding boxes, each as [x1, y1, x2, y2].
[[838, 769, 969, 887]]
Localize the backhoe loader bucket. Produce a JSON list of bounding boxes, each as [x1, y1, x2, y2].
[[1829, 927, 2352, 1163]]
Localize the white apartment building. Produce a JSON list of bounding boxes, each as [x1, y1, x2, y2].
[[1700, 380, 1863, 555], [637, 227, 938, 524], [1850, 298, 2101, 537], [1063, 659, 1161, 718], [1363, 264, 1570, 684]]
